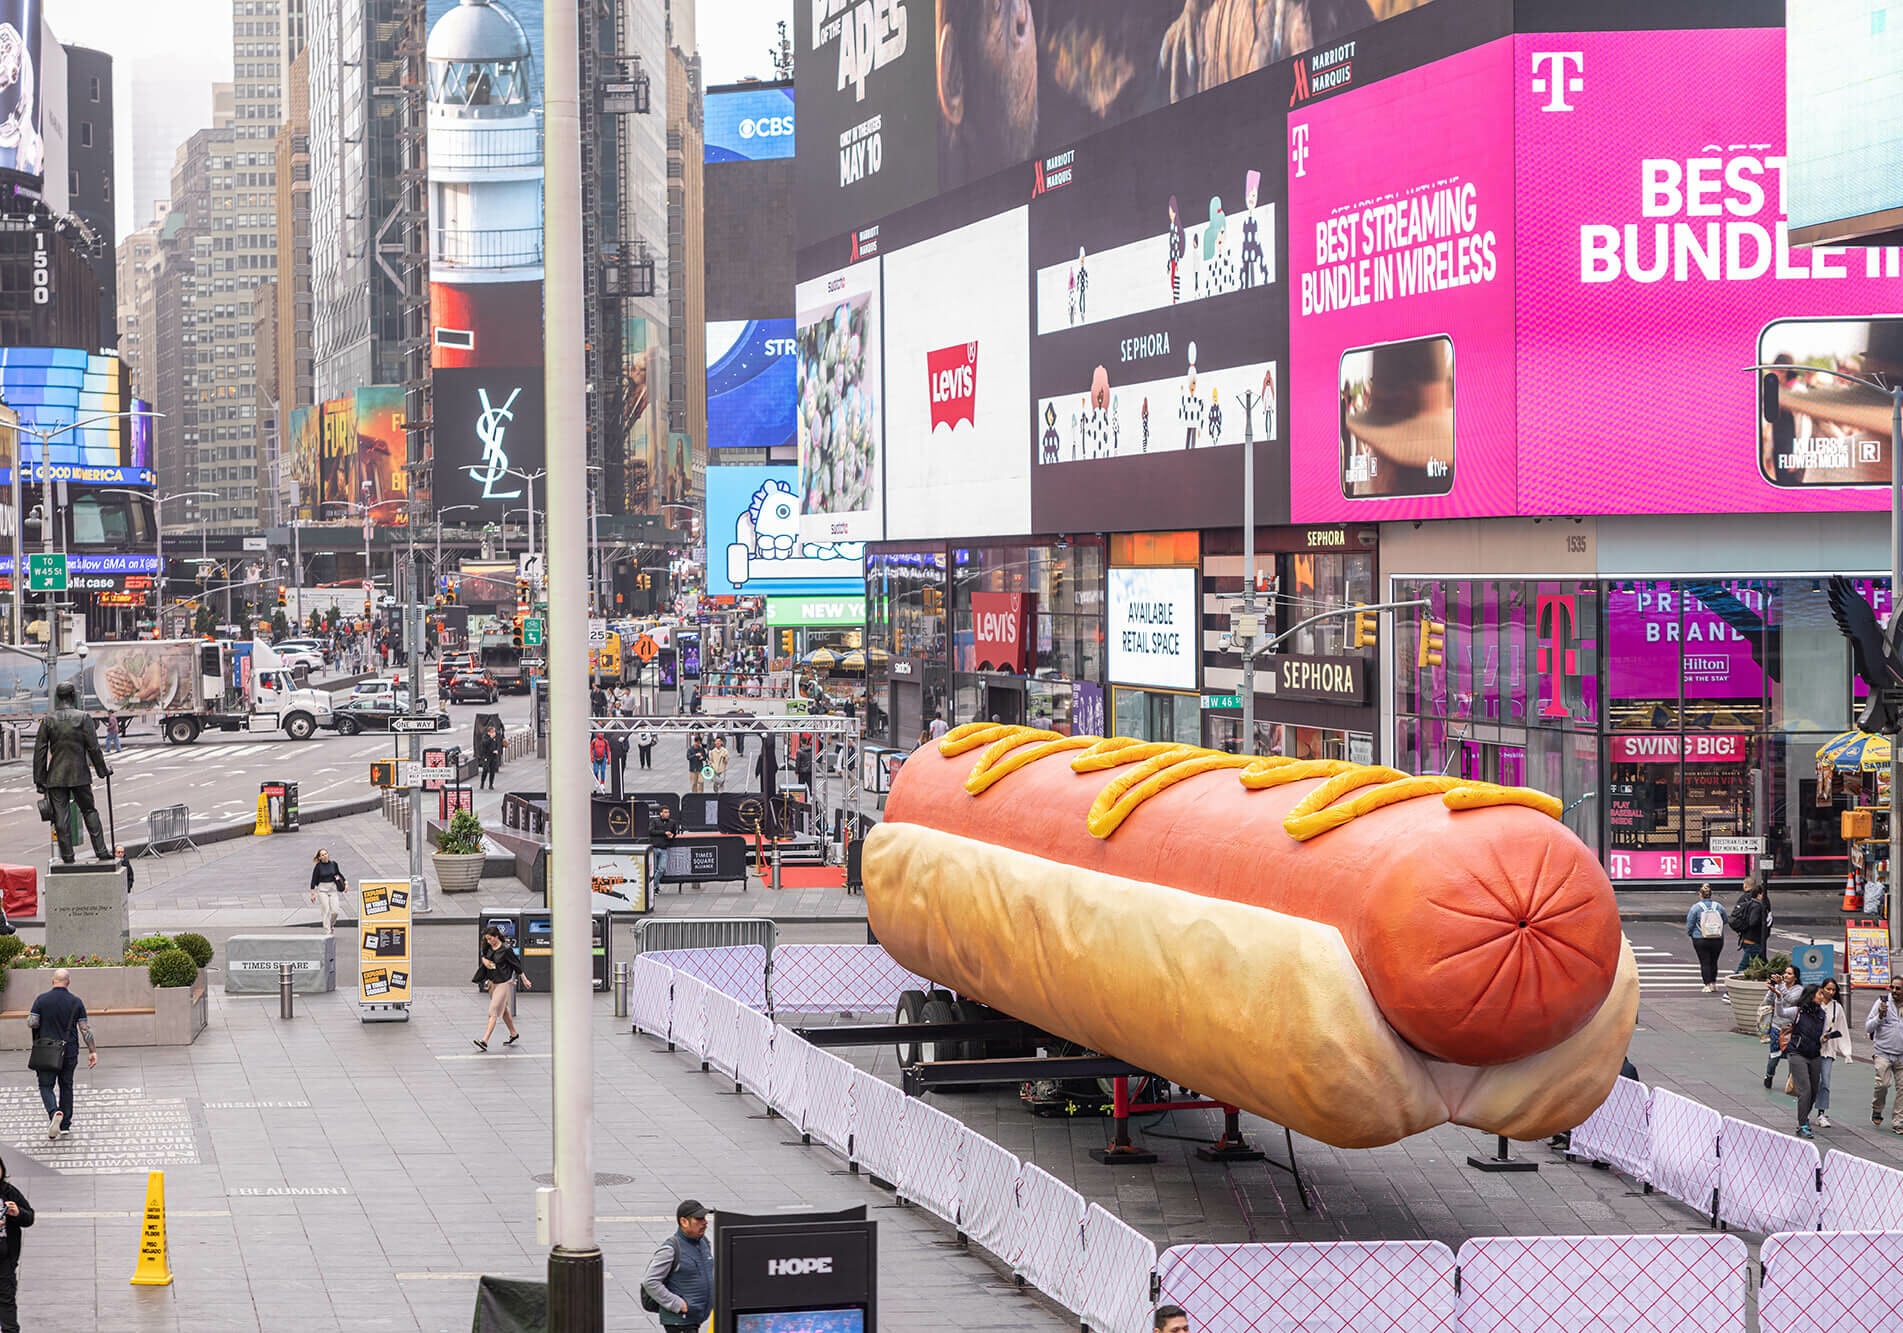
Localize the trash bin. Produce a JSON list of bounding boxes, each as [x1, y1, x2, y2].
[[261, 781, 300, 832]]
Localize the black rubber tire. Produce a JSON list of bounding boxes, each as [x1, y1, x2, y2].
[[917, 998, 958, 1066], [894, 988, 927, 1066], [284, 712, 315, 741], [949, 999, 987, 1062], [164, 716, 199, 745], [336, 717, 360, 736]]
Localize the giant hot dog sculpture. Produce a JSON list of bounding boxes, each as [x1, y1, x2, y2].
[[862, 724, 1638, 1149]]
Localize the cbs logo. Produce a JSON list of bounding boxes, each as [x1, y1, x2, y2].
[[738, 115, 794, 140]]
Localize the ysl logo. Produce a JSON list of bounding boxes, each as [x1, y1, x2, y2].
[[1536, 593, 1579, 718], [1530, 51, 1584, 112], [1290, 123, 1310, 179], [464, 387, 523, 500]]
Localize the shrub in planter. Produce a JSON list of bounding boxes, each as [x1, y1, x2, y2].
[[437, 808, 486, 854], [148, 949, 199, 989], [1737, 952, 1794, 982], [172, 933, 214, 970], [0, 936, 24, 970]]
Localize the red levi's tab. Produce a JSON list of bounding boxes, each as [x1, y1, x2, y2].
[[927, 341, 979, 431]]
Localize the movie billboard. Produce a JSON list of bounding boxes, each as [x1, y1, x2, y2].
[[707, 465, 865, 598], [431, 367, 547, 520], [288, 405, 321, 517], [883, 207, 1031, 539], [0, 0, 45, 188], [793, 0, 1434, 248], [317, 394, 361, 513], [1026, 69, 1287, 533], [706, 318, 797, 450], [705, 84, 795, 165], [355, 385, 409, 525], [796, 257, 884, 543]]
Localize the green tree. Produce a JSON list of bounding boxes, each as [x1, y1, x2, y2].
[[272, 610, 290, 640], [193, 604, 215, 637]]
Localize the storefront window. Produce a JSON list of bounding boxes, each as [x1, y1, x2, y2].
[[1606, 580, 1680, 732], [1771, 580, 1850, 732], [1113, 687, 1200, 746]]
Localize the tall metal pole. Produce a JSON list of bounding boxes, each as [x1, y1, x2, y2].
[[1890, 387, 1901, 954], [1241, 396, 1256, 755], [543, 0, 601, 1319], [153, 496, 164, 640], [407, 537, 429, 914], [5, 405, 19, 645]]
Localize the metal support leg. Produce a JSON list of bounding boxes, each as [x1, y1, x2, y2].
[[1196, 1105, 1268, 1163], [1089, 1076, 1160, 1165], [1467, 1133, 1540, 1173]]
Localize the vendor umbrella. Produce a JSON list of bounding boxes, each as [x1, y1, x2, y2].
[[1817, 730, 1892, 773]]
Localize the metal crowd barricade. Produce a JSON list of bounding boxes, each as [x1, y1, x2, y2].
[[635, 917, 776, 962], [1457, 1233, 1749, 1333], [1716, 1115, 1822, 1236], [1157, 1240, 1457, 1333], [1078, 1204, 1158, 1333], [1566, 1076, 1652, 1183], [1759, 1230, 1903, 1333], [1821, 1149, 1903, 1232], [141, 804, 196, 858]]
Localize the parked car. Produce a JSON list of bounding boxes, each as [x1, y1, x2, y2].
[[271, 643, 325, 674], [323, 694, 449, 736], [445, 671, 500, 705], [437, 651, 478, 690]]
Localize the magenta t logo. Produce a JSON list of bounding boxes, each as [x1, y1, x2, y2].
[[1289, 123, 1310, 179], [1536, 594, 1579, 718], [1530, 51, 1584, 112]]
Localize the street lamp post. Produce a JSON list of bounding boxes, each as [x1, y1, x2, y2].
[[99, 487, 213, 639], [435, 505, 479, 585], [502, 467, 546, 583]]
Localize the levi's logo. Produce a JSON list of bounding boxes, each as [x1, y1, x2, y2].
[[975, 607, 1018, 646], [927, 341, 978, 430]]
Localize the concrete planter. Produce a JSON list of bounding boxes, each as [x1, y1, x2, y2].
[[431, 850, 485, 894], [1725, 974, 1774, 1036], [0, 966, 207, 1048]]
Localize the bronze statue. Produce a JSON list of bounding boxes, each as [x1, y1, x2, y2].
[[33, 682, 112, 864]]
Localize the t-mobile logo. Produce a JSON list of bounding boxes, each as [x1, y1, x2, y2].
[[1289, 123, 1310, 178], [1530, 51, 1584, 111]]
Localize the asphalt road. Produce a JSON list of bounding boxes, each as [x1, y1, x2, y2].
[[0, 686, 535, 855]]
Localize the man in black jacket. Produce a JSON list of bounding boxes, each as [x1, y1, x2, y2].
[[1730, 885, 1768, 975], [0, 1151, 35, 1333], [33, 682, 112, 863]]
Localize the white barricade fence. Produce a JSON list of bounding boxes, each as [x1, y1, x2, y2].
[[630, 955, 673, 1040], [703, 989, 743, 1080], [1717, 1116, 1822, 1236], [1015, 1163, 1088, 1310], [734, 1005, 774, 1096], [671, 974, 712, 1061], [1456, 1233, 1749, 1333], [1821, 1149, 1903, 1232], [957, 1128, 1022, 1259], [1079, 1204, 1158, 1333], [896, 1098, 965, 1227], [848, 1067, 907, 1185], [1649, 1088, 1722, 1220], [1759, 1229, 1903, 1333], [767, 1031, 813, 1134], [1155, 1241, 1457, 1333], [1566, 1076, 1652, 1182], [804, 1048, 856, 1159], [768, 944, 928, 1014], [643, 945, 769, 1010]]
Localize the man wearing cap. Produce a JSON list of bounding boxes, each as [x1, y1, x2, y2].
[[643, 1199, 712, 1328]]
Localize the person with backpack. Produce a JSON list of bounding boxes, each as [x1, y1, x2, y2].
[[1729, 884, 1768, 975], [1777, 982, 1842, 1139], [1685, 883, 1728, 992], [641, 1199, 713, 1328], [590, 731, 610, 788]]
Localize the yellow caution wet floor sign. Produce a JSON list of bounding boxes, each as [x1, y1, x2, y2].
[[253, 792, 272, 837], [130, 1169, 173, 1286]]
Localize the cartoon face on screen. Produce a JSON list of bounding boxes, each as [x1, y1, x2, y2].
[[1758, 318, 1899, 487], [1339, 336, 1455, 498]]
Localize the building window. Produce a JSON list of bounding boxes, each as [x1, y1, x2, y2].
[[79, 122, 92, 149], [89, 76, 100, 101], [68, 169, 79, 197]]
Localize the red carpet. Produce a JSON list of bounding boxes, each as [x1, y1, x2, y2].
[[769, 865, 848, 889]]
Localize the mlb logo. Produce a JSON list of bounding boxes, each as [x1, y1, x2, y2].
[[1687, 855, 1725, 878]]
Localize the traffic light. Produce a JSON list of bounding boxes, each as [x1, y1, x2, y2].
[[516, 578, 530, 603], [275, 584, 287, 609], [512, 617, 524, 649], [780, 630, 795, 656], [1417, 619, 1447, 669], [1351, 604, 1378, 649]]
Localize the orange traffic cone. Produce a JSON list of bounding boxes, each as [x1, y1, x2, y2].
[[1845, 871, 1862, 913]]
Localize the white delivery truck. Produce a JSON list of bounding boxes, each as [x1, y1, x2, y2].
[[86, 639, 333, 744]]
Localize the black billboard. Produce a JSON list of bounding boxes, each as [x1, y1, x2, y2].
[[0, 0, 45, 193], [430, 367, 548, 520]]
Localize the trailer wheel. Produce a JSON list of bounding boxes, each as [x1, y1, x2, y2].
[[163, 717, 199, 745], [949, 999, 990, 1061], [917, 997, 958, 1066], [894, 988, 927, 1066], [283, 712, 316, 741]]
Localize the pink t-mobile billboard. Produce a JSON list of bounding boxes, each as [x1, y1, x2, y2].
[[1517, 25, 1901, 516]]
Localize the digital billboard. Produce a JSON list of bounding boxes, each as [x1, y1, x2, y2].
[[796, 256, 884, 543], [706, 318, 797, 450], [707, 465, 864, 599], [0, 0, 45, 190], [1787, 0, 1903, 246], [431, 366, 547, 520], [1287, 36, 1515, 522], [1513, 25, 1900, 518], [705, 84, 794, 164], [288, 404, 321, 517], [0, 348, 150, 485], [794, 0, 1434, 248], [355, 385, 409, 526], [1027, 68, 1287, 533], [316, 394, 360, 513], [883, 207, 1031, 539]]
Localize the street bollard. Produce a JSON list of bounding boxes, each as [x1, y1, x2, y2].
[[278, 964, 294, 1019], [613, 961, 630, 1018]]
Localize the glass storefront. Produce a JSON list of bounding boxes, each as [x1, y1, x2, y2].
[[1393, 576, 1882, 886]]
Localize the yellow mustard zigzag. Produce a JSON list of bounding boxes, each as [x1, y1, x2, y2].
[[935, 722, 1562, 841]]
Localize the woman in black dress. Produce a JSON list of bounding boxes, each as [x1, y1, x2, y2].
[[473, 925, 530, 1051]]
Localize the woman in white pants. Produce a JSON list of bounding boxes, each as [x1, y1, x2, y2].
[[1817, 976, 1854, 1128], [309, 849, 347, 936]]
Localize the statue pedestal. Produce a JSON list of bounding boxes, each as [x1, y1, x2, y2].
[[46, 863, 129, 962]]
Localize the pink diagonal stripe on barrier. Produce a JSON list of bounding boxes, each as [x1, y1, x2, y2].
[[767, 1030, 812, 1134], [958, 1128, 1021, 1261], [1456, 1234, 1748, 1333], [1080, 1204, 1158, 1333], [644, 946, 768, 1010], [1649, 1088, 1721, 1217], [1015, 1163, 1087, 1310], [1821, 1151, 1903, 1232], [897, 1099, 964, 1227], [1717, 1116, 1821, 1235], [769, 945, 928, 1014], [1567, 1076, 1651, 1182], [1157, 1241, 1456, 1333], [1761, 1230, 1903, 1332], [631, 956, 672, 1039], [847, 1068, 906, 1185], [804, 1048, 855, 1158]]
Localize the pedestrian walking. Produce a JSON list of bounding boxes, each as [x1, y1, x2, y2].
[[686, 736, 707, 794], [1866, 976, 1903, 1132], [100, 710, 121, 754], [591, 731, 611, 788], [1685, 883, 1727, 992], [1816, 976, 1853, 1128], [637, 728, 657, 770], [26, 969, 97, 1139], [641, 1200, 713, 1329], [1729, 884, 1768, 974], [309, 848, 347, 936], [710, 737, 730, 793], [0, 1153, 35, 1333], [115, 845, 134, 896], [1778, 982, 1838, 1138], [1763, 964, 1803, 1087], [472, 925, 530, 1051], [608, 725, 630, 799], [478, 721, 504, 789]]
